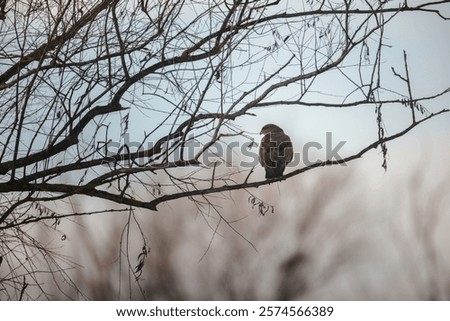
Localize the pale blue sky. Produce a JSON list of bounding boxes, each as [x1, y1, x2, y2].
[[108, 1, 450, 171], [249, 5, 450, 161]]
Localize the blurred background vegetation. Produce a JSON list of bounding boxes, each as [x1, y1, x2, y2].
[[28, 133, 449, 300]]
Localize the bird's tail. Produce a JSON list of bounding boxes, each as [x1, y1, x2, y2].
[[275, 160, 286, 178], [265, 160, 285, 179]]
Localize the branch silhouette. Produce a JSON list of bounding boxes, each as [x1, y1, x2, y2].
[[1, 0, 449, 300]]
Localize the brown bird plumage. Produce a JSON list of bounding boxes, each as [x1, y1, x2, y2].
[[259, 124, 293, 179]]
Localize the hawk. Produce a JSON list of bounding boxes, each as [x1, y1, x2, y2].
[[259, 124, 293, 179]]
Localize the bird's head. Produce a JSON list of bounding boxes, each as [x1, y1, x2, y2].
[[260, 123, 284, 135]]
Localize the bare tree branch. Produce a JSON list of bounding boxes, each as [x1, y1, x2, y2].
[[1, 0, 449, 299]]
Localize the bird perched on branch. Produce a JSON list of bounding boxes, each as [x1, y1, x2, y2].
[[259, 124, 293, 179]]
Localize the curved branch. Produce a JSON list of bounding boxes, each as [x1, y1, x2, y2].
[[0, 0, 114, 85], [145, 108, 450, 210], [0, 102, 125, 175]]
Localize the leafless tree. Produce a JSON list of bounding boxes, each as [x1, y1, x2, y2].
[[0, 0, 449, 299]]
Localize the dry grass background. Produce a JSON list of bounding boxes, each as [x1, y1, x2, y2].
[[29, 133, 450, 300]]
